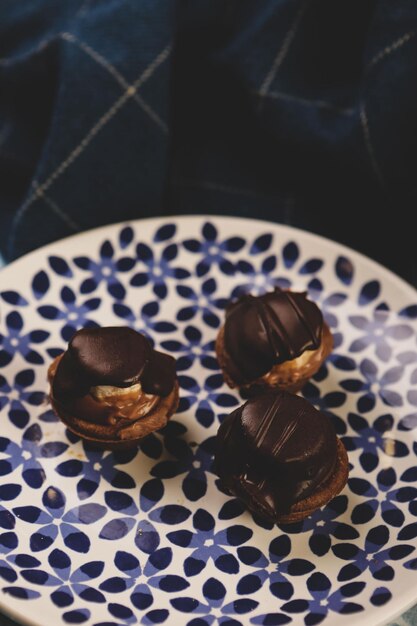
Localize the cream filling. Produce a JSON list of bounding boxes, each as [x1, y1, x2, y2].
[[261, 349, 313, 385], [91, 383, 143, 401], [90, 382, 159, 420]]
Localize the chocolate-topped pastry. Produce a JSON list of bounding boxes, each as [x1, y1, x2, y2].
[[216, 288, 333, 394], [48, 327, 179, 449], [214, 390, 348, 524]]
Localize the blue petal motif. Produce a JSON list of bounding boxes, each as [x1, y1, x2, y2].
[[203, 576, 226, 605], [370, 587, 392, 606], [13, 505, 50, 524], [224, 526, 253, 546], [397, 523, 417, 540], [0, 531, 18, 553], [154, 223, 176, 242], [223, 599, 258, 614], [359, 281, 380, 305], [73, 256, 91, 270], [0, 509, 15, 530], [145, 548, 172, 575], [50, 588, 72, 608], [119, 225, 134, 248], [135, 520, 160, 554], [99, 576, 132, 593], [104, 492, 138, 516], [281, 241, 299, 268], [250, 614, 291, 625], [0, 484, 21, 500], [143, 608, 169, 623], [149, 505, 191, 525], [62, 608, 91, 622], [115, 550, 141, 576], [31, 270, 50, 299], [108, 602, 135, 621], [299, 259, 323, 274], [99, 518, 135, 541], [131, 583, 154, 610], [63, 504, 107, 525], [215, 554, 240, 574], [49, 547, 71, 571], [250, 234, 272, 255], [167, 530, 194, 548], [399, 305, 417, 319], [20, 569, 62, 586], [140, 479, 164, 512], [41, 442, 68, 458], [202, 223, 217, 241], [61, 524, 91, 553], [335, 256, 354, 285], [0, 291, 29, 306], [151, 575, 190, 592], [3, 587, 41, 600], [43, 486, 66, 513], [218, 500, 246, 520], [0, 564, 17, 583], [49, 256, 73, 277]]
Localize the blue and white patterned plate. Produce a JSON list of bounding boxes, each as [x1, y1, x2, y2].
[[1, 216, 417, 626]]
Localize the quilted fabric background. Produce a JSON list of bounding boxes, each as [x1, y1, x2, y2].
[[0, 1, 416, 285]]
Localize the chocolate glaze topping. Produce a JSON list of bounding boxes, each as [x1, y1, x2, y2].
[[223, 288, 323, 384], [52, 327, 176, 403], [214, 390, 338, 521]]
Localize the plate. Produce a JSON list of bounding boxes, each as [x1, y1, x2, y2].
[[1, 215, 417, 626]]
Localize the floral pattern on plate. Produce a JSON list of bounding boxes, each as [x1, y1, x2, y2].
[[0, 216, 417, 626]]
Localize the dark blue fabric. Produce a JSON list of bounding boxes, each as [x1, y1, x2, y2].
[[1, 0, 416, 286]]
